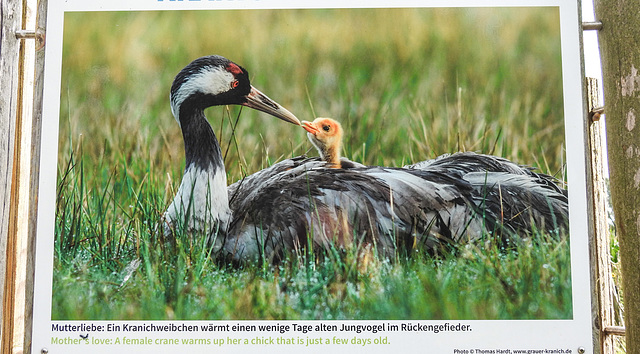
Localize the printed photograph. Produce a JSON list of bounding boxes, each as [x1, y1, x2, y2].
[[53, 7, 571, 321]]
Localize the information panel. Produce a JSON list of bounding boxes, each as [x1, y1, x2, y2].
[[32, 1, 593, 353]]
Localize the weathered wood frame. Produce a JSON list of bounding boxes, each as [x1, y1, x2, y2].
[[1, 0, 46, 353]]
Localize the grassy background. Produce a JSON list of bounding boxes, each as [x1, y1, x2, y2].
[[54, 7, 570, 320]]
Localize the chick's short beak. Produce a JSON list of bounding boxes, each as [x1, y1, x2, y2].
[[301, 120, 320, 135]]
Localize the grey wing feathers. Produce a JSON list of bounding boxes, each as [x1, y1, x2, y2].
[[222, 161, 492, 262], [218, 152, 568, 263]]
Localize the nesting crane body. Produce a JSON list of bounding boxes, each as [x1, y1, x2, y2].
[[163, 55, 569, 264]]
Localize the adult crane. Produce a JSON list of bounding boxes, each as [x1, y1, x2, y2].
[[162, 55, 568, 264]]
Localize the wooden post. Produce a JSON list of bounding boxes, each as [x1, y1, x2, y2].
[[586, 77, 622, 354], [594, 0, 640, 353], [0, 0, 24, 351], [578, 3, 604, 352], [23, 0, 47, 352], [1, 0, 42, 352]]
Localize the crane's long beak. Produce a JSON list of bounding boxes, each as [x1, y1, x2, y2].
[[301, 120, 320, 135], [243, 86, 301, 126]]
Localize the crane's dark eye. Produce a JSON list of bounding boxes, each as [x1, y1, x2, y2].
[[231, 80, 239, 89], [323, 125, 330, 132]]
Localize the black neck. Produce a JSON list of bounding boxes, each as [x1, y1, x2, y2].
[[179, 106, 224, 172]]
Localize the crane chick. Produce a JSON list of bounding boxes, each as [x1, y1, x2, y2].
[[302, 117, 344, 168], [302, 117, 365, 169]]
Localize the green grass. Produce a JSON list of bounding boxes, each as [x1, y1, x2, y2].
[[54, 160, 572, 320], [53, 243, 572, 320], [53, 7, 570, 320]]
